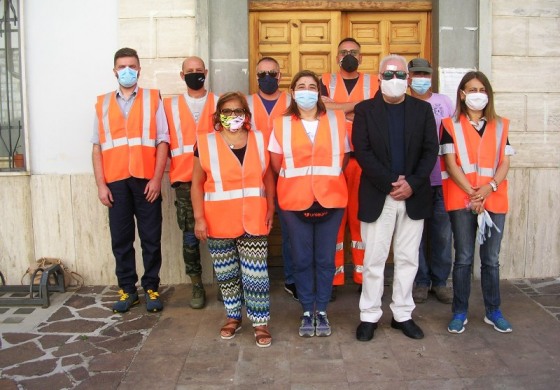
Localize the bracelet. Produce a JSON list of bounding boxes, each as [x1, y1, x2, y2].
[[489, 179, 498, 192]]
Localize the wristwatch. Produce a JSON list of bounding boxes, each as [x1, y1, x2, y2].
[[489, 179, 498, 192]]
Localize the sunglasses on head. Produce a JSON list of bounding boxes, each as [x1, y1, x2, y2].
[[257, 70, 279, 79], [220, 108, 245, 116], [381, 70, 408, 81]]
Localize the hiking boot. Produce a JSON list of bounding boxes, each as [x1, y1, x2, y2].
[[145, 289, 163, 312], [112, 290, 139, 313], [447, 313, 468, 334], [412, 285, 429, 303], [432, 286, 453, 304], [315, 311, 332, 337], [299, 312, 315, 337], [284, 283, 299, 301], [484, 309, 512, 333], [189, 275, 206, 309]]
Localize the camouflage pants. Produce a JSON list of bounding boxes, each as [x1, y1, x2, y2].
[[174, 182, 202, 276]]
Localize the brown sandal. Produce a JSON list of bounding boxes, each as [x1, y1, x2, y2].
[[254, 325, 272, 348], [220, 318, 242, 340]]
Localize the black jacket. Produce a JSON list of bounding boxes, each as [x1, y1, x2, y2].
[[352, 91, 438, 222]]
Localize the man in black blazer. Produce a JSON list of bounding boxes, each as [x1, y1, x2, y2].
[[352, 54, 438, 341]]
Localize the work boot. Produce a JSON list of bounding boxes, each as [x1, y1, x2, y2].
[[190, 275, 206, 309]]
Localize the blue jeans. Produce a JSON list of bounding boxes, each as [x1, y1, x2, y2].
[[415, 186, 452, 287], [449, 209, 506, 315], [279, 208, 344, 313]]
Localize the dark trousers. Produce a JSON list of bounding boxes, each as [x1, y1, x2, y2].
[[108, 177, 162, 293]]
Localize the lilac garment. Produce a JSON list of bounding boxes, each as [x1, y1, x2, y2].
[[426, 93, 454, 186]]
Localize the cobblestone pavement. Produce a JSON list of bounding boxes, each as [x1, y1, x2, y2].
[[0, 278, 559, 389]]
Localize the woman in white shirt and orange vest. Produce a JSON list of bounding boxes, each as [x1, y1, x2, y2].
[[191, 92, 275, 348], [440, 71, 515, 335], [269, 70, 350, 337]]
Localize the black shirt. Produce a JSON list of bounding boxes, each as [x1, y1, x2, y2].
[[386, 101, 406, 176]]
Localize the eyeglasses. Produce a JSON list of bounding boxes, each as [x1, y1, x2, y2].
[[220, 108, 245, 116], [339, 49, 360, 56], [381, 70, 408, 80], [256, 70, 279, 79]]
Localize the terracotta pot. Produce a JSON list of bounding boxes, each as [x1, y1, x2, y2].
[[13, 153, 24, 168]]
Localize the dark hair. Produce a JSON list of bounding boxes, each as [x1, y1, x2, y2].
[[212, 92, 253, 132], [284, 70, 326, 118], [114, 47, 139, 66], [257, 56, 280, 68], [338, 37, 361, 48], [454, 71, 498, 122]]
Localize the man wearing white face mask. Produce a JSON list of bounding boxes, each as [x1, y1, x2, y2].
[[91, 47, 169, 313], [352, 54, 438, 341], [407, 58, 455, 305]]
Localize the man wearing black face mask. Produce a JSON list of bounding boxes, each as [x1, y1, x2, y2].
[[163, 56, 219, 309], [245, 57, 298, 302], [321, 38, 379, 298]]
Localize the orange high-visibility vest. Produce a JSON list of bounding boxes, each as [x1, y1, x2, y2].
[[197, 130, 269, 238], [96, 88, 159, 183], [246, 92, 291, 140], [164, 93, 217, 184], [440, 115, 510, 213], [273, 110, 348, 211], [321, 72, 379, 146]]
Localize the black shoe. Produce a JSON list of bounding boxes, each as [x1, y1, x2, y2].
[[391, 318, 424, 339], [284, 283, 299, 301], [330, 286, 337, 302], [356, 321, 377, 341]]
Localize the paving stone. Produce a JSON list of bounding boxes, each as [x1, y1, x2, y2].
[[2, 332, 40, 345], [0, 379, 18, 390], [0, 341, 45, 367], [78, 306, 113, 318], [82, 346, 106, 358], [73, 372, 123, 390], [92, 332, 144, 352], [76, 286, 106, 294], [100, 326, 123, 337], [531, 295, 560, 307], [65, 294, 97, 309], [38, 334, 72, 349], [116, 314, 158, 332], [3, 358, 58, 376], [69, 366, 90, 382], [539, 283, 560, 294], [51, 339, 95, 357], [38, 318, 107, 333], [89, 350, 136, 372], [46, 306, 74, 321], [19, 373, 74, 390], [61, 354, 83, 367]]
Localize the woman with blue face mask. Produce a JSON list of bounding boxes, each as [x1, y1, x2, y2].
[[268, 70, 350, 338]]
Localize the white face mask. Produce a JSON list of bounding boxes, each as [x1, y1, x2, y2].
[[464, 92, 488, 111], [381, 78, 408, 98]]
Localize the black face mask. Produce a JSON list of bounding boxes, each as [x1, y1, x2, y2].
[[184, 72, 206, 90], [258, 74, 279, 95], [340, 55, 359, 73]]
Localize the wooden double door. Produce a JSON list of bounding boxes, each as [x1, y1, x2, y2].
[[249, 10, 431, 93]]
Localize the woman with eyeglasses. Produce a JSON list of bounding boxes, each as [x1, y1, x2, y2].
[[269, 70, 349, 337], [191, 92, 275, 347], [440, 71, 515, 334]]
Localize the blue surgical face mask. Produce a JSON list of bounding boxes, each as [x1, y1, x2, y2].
[[294, 90, 318, 110], [410, 77, 431, 95], [117, 67, 138, 88]]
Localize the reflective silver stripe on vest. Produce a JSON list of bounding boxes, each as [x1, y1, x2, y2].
[[452, 119, 502, 178], [169, 96, 195, 157], [205, 187, 265, 201], [253, 130, 266, 173], [363, 74, 371, 99], [206, 133, 223, 192], [279, 110, 342, 178], [100, 90, 156, 151], [329, 74, 337, 97], [351, 240, 366, 250]]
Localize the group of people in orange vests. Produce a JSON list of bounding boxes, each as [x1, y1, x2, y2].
[[92, 38, 514, 349]]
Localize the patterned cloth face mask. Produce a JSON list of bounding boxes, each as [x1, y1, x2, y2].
[[220, 114, 245, 132]]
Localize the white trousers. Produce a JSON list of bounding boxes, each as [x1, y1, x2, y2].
[[359, 196, 424, 323]]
